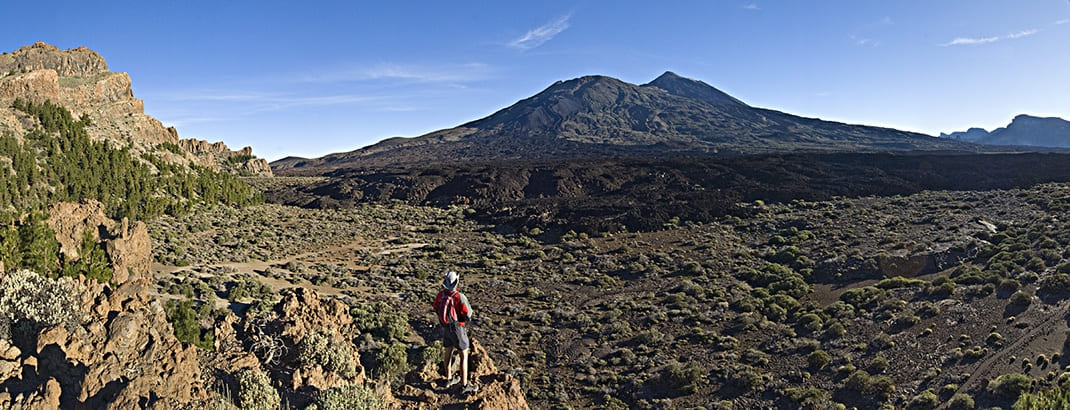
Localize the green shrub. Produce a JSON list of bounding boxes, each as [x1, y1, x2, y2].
[[823, 322, 847, 339], [844, 370, 872, 392], [309, 384, 381, 410], [948, 393, 975, 409], [165, 297, 214, 350], [228, 277, 272, 302], [990, 373, 1032, 399], [665, 361, 704, 393], [869, 356, 890, 373], [928, 277, 956, 298], [1039, 273, 1070, 294], [739, 263, 811, 298], [420, 340, 444, 365], [797, 313, 824, 333], [1010, 291, 1033, 306], [807, 350, 831, 369], [374, 342, 409, 380], [999, 279, 1022, 293], [298, 331, 357, 377], [840, 286, 886, 310], [237, 369, 279, 410], [1015, 383, 1070, 409], [877, 276, 928, 289], [59, 228, 113, 282], [870, 333, 895, 351], [782, 386, 831, 407], [907, 389, 940, 410], [349, 301, 409, 342]]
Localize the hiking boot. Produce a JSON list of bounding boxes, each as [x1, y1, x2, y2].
[[445, 375, 461, 389], [462, 383, 480, 395]]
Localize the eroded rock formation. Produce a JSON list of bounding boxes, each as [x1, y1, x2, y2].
[[180, 138, 273, 176], [46, 201, 151, 284]]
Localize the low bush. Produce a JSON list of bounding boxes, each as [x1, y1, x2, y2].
[[237, 368, 280, 410], [907, 389, 940, 410], [989, 373, 1032, 399], [664, 361, 704, 393], [1010, 291, 1033, 306], [309, 384, 380, 410], [0, 269, 84, 338], [948, 393, 975, 409], [807, 350, 831, 369], [374, 342, 409, 380], [298, 332, 357, 377]]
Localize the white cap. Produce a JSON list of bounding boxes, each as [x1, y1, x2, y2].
[[442, 271, 459, 290]]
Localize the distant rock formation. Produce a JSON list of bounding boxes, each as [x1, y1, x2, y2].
[[940, 115, 1070, 148], [0, 42, 108, 76], [0, 42, 271, 176], [939, 127, 989, 141], [979, 114, 1070, 148], [180, 138, 273, 177]]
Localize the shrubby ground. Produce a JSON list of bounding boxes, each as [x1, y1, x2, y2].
[[149, 182, 1070, 408]]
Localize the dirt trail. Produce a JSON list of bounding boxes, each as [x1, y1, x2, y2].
[[955, 298, 1070, 400], [153, 236, 425, 297]]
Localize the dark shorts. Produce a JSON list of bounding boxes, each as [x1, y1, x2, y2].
[[442, 323, 470, 351]]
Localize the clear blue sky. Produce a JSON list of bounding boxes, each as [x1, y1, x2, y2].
[[7, 1, 1069, 160]]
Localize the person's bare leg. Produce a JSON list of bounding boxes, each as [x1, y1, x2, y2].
[[461, 348, 470, 386], [444, 346, 455, 382]]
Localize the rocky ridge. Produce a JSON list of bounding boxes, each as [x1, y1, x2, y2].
[[180, 138, 273, 177], [0, 42, 270, 176]]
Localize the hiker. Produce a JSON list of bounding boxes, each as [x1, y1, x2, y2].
[[433, 270, 479, 394]]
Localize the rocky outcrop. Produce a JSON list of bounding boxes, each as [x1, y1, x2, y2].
[[0, 70, 59, 101], [0, 42, 272, 176], [206, 288, 528, 409], [46, 200, 151, 284], [2, 277, 205, 409], [0, 274, 205, 408], [0, 42, 109, 77], [179, 138, 273, 176], [0, 44, 176, 147], [0, 200, 201, 408], [397, 340, 529, 409]]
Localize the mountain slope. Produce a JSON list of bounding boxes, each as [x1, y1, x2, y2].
[[978, 114, 1070, 147], [274, 72, 975, 174]]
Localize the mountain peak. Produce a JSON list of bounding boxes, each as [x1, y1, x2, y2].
[[653, 71, 684, 81], [644, 71, 747, 107]]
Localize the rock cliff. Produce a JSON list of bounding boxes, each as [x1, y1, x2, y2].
[[0, 42, 270, 176]]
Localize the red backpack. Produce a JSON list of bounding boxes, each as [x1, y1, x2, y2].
[[437, 290, 460, 325]]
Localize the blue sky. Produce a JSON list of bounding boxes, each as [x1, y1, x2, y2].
[[6, 1, 1069, 160]]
